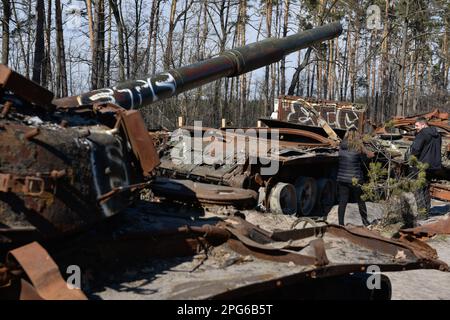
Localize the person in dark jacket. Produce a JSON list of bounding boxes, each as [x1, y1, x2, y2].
[[410, 117, 442, 214], [410, 117, 442, 171], [337, 127, 374, 226]]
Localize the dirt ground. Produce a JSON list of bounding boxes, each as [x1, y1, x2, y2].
[[385, 237, 450, 300]]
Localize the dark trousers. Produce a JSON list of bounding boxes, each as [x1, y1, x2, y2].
[[338, 182, 370, 226], [411, 168, 436, 216], [413, 180, 431, 216]]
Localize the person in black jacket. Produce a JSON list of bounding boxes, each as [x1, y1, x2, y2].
[[337, 127, 374, 226], [410, 117, 442, 214], [410, 117, 442, 171]]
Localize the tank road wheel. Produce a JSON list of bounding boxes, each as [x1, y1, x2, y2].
[[295, 176, 317, 216], [316, 178, 337, 215], [268, 183, 297, 215]]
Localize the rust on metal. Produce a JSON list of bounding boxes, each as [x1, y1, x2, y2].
[[0, 173, 48, 196], [377, 109, 450, 134], [0, 64, 54, 110], [0, 121, 137, 238], [150, 177, 257, 208], [24, 127, 40, 140], [7, 242, 87, 300], [218, 217, 447, 270], [400, 216, 450, 239], [0, 101, 12, 118], [119, 109, 160, 176], [430, 183, 450, 202]]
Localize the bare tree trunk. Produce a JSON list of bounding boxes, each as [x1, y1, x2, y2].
[[396, 0, 409, 116], [151, 0, 160, 75], [97, 0, 105, 87], [411, 51, 419, 113], [178, 0, 189, 67], [288, 47, 312, 95], [106, 3, 112, 86], [118, 5, 130, 79], [441, 14, 449, 92], [306, 63, 311, 96], [339, 26, 349, 100], [32, 0, 45, 84], [131, 0, 143, 77], [164, 0, 177, 69], [378, 0, 391, 122], [349, 25, 359, 103], [26, 0, 32, 78], [55, 0, 68, 97], [144, 0, 158, 74], [237, 0, 247, 126], [413, 59, 422, 113], [210, 0, 232, 122], [42, 0, 52, 88], [317, 55, 322, 99], [86, 0, 95, 56], [342, 28, 352, 101], [264, 0, 273, 115], [405, 48, 415, 115], [326, 38, 336, 100], [12, 1, 28, 76], [280, 0, 289, 96], [370, 30, 377, 120], [91, 0, 105, 88], [109, 0, 125, 81], [1, 0, 11, 65]]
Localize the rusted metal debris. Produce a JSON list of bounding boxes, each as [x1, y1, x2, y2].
[[430, 183, 450, 202], [118, 109, 160, 176], [1, 22, 344, 242], [1, 242, 86, 300], [150, 177, 258, 208], [1, 21, 448, 301], [0, 65, 54, 111], [156, 124, 339, 214], [0, 119, 139, 240], [54, 211, 447, 300], [0, 23, 367, 300], [375, 108, 450, 134], [400, 215, 450, 240], [3, 207, 446, 299]]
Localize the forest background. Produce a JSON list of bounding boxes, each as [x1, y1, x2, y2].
[[0, 0, 449, 129]]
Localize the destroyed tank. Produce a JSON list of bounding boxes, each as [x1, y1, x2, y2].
[[1, 22, 448, 301], [0, 22, 343, 247], [153, 97, 355, 216]]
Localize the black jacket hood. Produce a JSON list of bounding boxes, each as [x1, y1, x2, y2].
[[419, 126, 440, 138]]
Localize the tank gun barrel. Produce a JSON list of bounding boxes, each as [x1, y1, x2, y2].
[[54, 22, 342, 110]]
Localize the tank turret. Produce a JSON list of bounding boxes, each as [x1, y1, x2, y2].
[[0, 22, 343, 243]]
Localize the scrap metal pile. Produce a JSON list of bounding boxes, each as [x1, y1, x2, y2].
[[0, 22, 448, 300]]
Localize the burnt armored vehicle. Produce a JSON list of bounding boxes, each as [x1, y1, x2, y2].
[[0, 22, 344, 244], [0, 22, 447, 300], [154, 95, 366, 216]]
